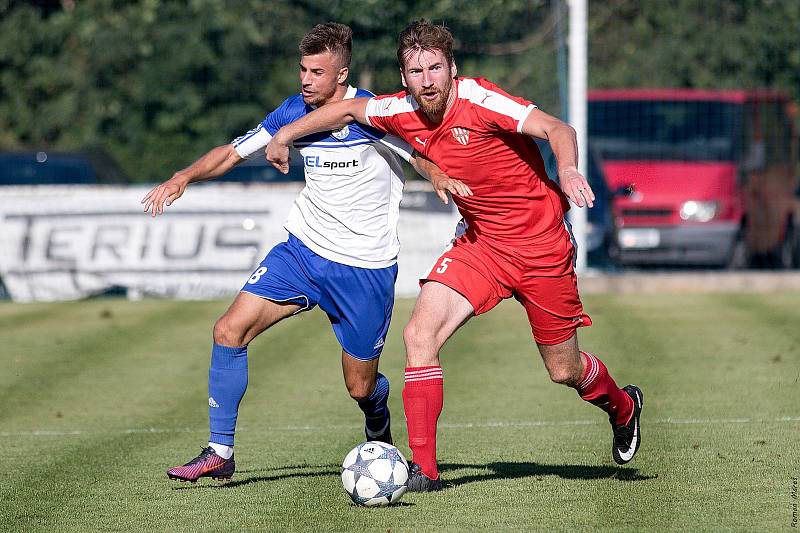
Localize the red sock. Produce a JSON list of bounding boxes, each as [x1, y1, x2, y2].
[[575, 351, 633, 426], [402, 366, 443, 480]]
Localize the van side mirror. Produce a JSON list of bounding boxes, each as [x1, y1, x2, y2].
[[614, 185, 634, 197]]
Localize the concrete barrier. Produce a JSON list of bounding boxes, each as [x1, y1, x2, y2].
[[578, 271, 800, 293]]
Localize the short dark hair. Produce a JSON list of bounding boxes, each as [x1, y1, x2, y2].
[[299, 23, 352, 68], [397, 19, 455, 70]]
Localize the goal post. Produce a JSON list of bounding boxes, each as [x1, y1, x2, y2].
[[567, 0, 588, 272]]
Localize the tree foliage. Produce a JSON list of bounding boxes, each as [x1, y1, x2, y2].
[[0, 0, 797, 181], [589, 0, 800, 94]]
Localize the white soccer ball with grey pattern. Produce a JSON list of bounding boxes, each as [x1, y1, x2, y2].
[[340, 441, 409, 506]]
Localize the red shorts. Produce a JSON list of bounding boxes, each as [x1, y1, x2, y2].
[[422, 228, 592, 345]]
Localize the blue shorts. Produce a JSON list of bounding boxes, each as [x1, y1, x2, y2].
[[241, 234, 397, 360]]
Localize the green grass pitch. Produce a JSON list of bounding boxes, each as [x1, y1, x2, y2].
[[1, 293, 798, 531]]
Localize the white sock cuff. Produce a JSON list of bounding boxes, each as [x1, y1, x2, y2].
[[404, 366, 443, 383], [577, 352, 600, 391], [208, 441, 234, 459]]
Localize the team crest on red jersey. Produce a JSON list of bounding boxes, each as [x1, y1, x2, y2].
[[451, 127, 470, 146]]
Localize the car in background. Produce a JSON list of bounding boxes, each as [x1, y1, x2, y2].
[[0, 150, 130, 185], [589, 89, 799, 268], [535, 139, 617, 266]]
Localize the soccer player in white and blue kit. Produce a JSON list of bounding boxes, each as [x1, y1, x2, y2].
[[142, 23, 466, 483]]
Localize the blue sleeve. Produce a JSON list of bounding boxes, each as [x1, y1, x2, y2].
[[261, 95, 306, 135]]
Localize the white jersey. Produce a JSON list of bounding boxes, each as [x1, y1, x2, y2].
[[232, 86, 411, 269]]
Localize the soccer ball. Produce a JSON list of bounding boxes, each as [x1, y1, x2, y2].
[[340, 441, 409, 506]]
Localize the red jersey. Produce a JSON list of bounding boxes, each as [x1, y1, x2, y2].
[[365, 77, 570, 245]]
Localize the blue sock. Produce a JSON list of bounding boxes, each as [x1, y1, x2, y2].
[[358, 372, 390, 437], [208, 343, 248, 446]]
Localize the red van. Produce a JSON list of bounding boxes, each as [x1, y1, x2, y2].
[[588, 89, 798, 268]]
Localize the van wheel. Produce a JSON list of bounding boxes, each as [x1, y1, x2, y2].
[[776, 222, 796, 269], [794, 228, 800, 269], [726, 235, 748, 270], [588, 234, 618, 270]]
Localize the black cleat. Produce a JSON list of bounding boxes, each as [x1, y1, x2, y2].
[[167, 446, 235, 482], [406, 462, 444, 492], [611, 385, 643, 465], [365, 412, 393, 446]]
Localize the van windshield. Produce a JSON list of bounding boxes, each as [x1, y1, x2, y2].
[[589, 100, 741, 161]]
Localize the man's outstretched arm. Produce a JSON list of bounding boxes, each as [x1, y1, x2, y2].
[[267, 98, 370, 173], [142, 144, 244, 217], [521, 108, 594, 208], [266, 96, 472, 203]]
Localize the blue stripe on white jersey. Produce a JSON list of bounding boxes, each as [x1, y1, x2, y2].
[[232, 124, 264, 147], [232, 126, 272, 159], [293, 139, 375, 148]]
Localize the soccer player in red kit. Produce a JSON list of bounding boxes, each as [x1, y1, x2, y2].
[[267, 19, 643, 492]]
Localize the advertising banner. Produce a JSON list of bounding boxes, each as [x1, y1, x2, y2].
[[0, 183, 459, 301]]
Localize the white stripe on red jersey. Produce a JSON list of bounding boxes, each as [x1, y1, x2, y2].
[[455, 77, 537, 133], [364, 94, 419, 125]]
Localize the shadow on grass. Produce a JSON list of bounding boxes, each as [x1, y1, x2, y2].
[[171, 461, 654, 492], [172, 464, 340, 490], [236, 463, 338, 473], [173, 464, 418, 505], [441, 461, 656, 486]]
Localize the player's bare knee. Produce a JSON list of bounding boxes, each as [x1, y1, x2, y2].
[[547, 364, 581, 386], [213, 317, 246, 347], [402, 321, 420, 346], [346, 379, 373, 402], [348, 387, 371, 403], [403, 321, 436, 354]]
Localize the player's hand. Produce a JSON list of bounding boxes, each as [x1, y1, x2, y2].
[[266, 132, 291, 174], [432, 176, 473, 205], [413, 152, 473, 204], [141, 175, 189, 217], [560, 167, 594, 208]]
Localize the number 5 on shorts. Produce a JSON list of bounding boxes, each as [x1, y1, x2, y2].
[[436, 258, 452, 274]]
